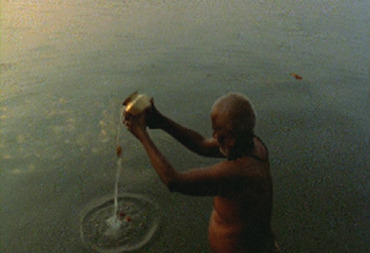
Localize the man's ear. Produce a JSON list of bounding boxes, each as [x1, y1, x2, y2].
[[225, 133, 236, 147]]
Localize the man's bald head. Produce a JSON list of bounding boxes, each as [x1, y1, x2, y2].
[[212, 92, 256, 137]]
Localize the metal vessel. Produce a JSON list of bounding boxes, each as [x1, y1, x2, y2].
[[122, 91, 151, 116]]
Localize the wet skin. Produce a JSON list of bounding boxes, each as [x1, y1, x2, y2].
[[124, 99, 275, 252]]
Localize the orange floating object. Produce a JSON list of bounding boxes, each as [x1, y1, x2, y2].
[[290, 73, 303, 80], [116, 145, 122, 157]]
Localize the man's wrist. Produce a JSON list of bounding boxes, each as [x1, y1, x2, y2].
[[137, 129, 150, 143]]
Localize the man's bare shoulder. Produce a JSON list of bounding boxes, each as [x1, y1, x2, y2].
[[216, 156, 269, 178]]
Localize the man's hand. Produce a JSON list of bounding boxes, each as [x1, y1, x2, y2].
[[123, 111, 148, 141]]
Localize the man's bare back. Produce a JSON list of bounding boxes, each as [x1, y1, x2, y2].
[[209, 137, 275, 252]]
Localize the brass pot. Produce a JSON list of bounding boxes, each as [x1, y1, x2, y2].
[[122, 91, 151, 116]]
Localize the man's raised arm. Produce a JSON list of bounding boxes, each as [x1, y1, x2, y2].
[[146, 101, 223, 158]]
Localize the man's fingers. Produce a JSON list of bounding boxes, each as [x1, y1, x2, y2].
[[124, 120, 131, 127], [124, 111, 131, 119]]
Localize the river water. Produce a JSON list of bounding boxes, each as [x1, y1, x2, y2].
[[1, 0, 368, 252]]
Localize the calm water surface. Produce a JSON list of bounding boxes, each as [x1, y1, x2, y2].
[[1, 0, 368, 252]]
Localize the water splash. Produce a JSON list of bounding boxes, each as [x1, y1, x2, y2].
[[81, 193, 160, 252]]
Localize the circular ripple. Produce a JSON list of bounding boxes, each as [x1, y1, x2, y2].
[[81, 193, 160, 252]]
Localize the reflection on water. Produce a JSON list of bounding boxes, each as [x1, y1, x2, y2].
[[1, 0, 368, 252]]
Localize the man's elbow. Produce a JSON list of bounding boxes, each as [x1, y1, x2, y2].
[[166, 180, 201, 196], [164, 173, 196, 195], [167, 180, 181, 193], [166, 174, 187, 193]]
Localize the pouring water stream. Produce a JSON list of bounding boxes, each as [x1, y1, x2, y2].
[[106, 106, 124, 229]]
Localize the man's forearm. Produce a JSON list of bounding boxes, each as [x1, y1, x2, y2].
[[138, 130, 178, 188], [159, 114, 207, 154]]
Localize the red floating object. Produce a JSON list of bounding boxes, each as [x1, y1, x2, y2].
[[125, 216, 132, 222], [290, 73, 303, 80], [116, 145, 122, 157]]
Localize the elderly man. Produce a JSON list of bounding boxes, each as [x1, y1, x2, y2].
[[123, 92, 278, 253]]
